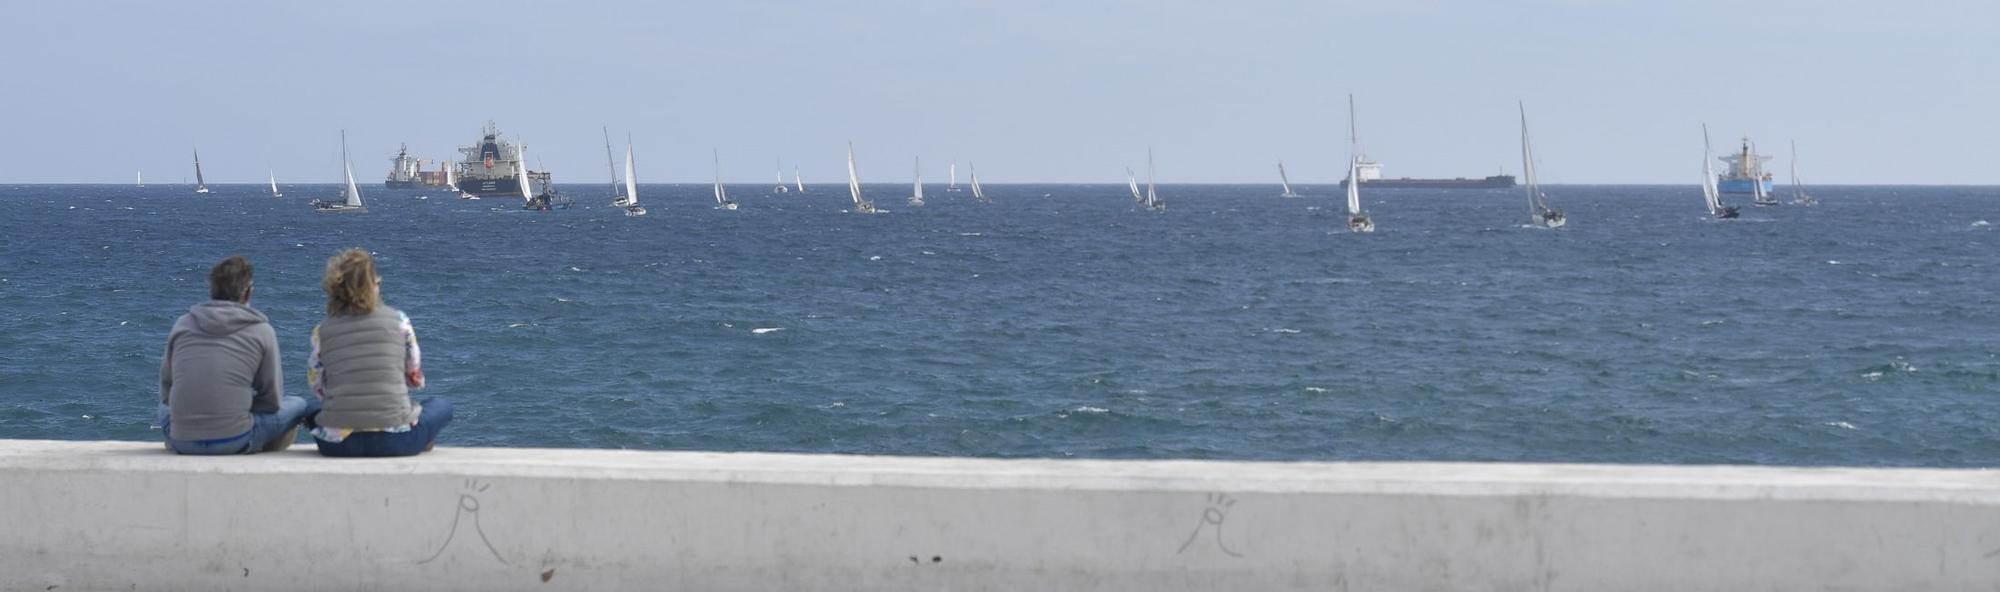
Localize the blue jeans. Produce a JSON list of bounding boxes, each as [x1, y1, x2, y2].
[[311, 397, 453, 457], [158, 396, 321, 455]]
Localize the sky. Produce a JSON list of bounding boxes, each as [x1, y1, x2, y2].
[[1, 0, 1994, 185]]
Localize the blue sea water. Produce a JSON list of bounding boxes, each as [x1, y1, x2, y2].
[[1, 183, 1995, 466]]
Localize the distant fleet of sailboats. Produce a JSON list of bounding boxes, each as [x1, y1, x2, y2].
[[142, 110, 1829, 226]]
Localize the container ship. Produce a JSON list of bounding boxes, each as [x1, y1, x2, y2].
[[384, 144, 424, 189], [1716, 137, 1774, 195], [452, 122, 540, 198], [1336, 156, 1516, 189]]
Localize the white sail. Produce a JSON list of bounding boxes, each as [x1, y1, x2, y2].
[[948, 160, 958, 191], [970, 164, 985, 201], [136, 171, 143, 187], [1278, 160, 1298, 197], [269, 170, 281, 197], [624, 141, 639, 207], [1519, 102, 1542, 216], [445, 160, 457, 190], [847, 143, 864, 206], [342, 139, 363, 208], [910, 157, 925, 203], [794, 167, 805, 193], [712, 149, 729, 205], [516, 146, 533, 203], [192, 148, 209, 193], [1701, 125, 1722, 213], [1346, 155, 1362, 215], [1127, 168, 1142, 201]]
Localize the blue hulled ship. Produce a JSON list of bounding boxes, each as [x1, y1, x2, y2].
[[1717, 138, 1774, 195]]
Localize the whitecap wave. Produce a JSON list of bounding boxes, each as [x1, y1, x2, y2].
[[752, 327, 783, 334]]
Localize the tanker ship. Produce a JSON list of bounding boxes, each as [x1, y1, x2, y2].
[[1716, 137, 1775, 195], [453, 122, 535, 198], [1336, 157, 1516, 189]]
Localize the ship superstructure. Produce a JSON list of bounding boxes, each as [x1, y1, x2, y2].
[[384, 143, 425, 189], [453, 122, 538, 198], [1716, 137, 1774, 195]]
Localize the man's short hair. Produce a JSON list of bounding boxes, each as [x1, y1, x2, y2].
[[209, 255, 254, 302]]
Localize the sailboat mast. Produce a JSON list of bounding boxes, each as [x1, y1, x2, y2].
[[1519, 102, 1541, 216], [603, 127, 620, 197]]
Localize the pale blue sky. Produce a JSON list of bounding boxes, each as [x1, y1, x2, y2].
[[2, 0, 1993, 184]]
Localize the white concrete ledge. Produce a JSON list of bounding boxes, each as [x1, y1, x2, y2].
[[4, 439, 1999, 590]]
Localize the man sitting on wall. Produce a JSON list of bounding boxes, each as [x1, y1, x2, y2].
[[157, 255, 319, 454]]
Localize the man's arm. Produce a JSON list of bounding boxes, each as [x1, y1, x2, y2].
[[249, 325, 283, 413], [159, 333, 175, 405]]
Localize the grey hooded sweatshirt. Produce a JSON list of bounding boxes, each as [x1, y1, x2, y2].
[[159, 301, 284, 440]]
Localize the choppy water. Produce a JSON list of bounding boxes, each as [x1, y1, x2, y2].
[[1, 183, 1995, 466]]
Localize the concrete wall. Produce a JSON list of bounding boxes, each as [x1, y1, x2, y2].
[[3, 439, 1999, 591]]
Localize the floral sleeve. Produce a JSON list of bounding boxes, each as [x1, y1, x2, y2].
[[307, 324, 325, 399], [400, 311, 425, 389]]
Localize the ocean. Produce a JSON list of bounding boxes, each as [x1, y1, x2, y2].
[[1, 182, 1995, 466]]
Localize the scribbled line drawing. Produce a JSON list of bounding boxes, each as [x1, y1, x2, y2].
[[420, 478, 509, 565], [1176, 492, 1244, 558]]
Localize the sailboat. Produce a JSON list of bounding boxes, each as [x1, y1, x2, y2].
[[1702, 124, 1740, 219], [192, 148, 210, 194], [622, 138, 645, 216], [970, 163, 989, 203], [1518, 103, 1565, 228], [1345, 95, 1373, 232], [948, 160, 961, 192], [136, 171, 144, 188], [311, 132, 367, 214], [908, 157, 926, 206], [1144, 150, 1164, 212], [774, 160, 790, 193], [794, 167, 805, 193], [517, 145, 544, 210], [448, 160, 476, 199], [1789, 141, 1818, 205], [1126, 167, 1143, 202], [268, 170, 282, 198], [1278, 160, 1300, 198], [605, 128, 632, 207], [1751, 141, 1780, 207], [847, 142, 878, 214], [712, 149, 738, 210]]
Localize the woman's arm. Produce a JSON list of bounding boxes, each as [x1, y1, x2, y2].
[[400, 312, 425, 389], [306, 325, 326, 400]]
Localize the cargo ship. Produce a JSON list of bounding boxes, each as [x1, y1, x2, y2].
[[1336, 157, 1516, 189], [384, 144, 424, 189], [1716, 137, 1774, 195], [452, 122, 540, 198]]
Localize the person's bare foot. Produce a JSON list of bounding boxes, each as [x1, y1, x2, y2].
[[261, 426, 300, 452]]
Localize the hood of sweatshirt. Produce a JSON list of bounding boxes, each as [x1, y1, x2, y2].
[[186, 300, 269, 336]]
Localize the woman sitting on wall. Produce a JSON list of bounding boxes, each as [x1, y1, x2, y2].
[[304, 248, 452, 456]]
